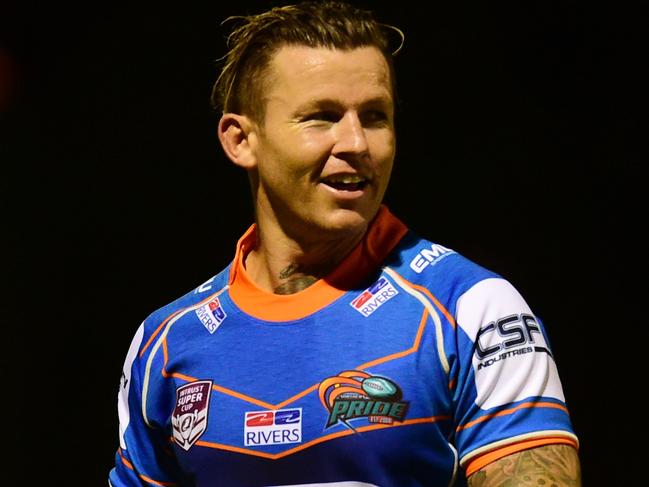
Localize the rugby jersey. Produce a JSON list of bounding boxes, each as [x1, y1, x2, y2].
[[109, 205, 577, 487]]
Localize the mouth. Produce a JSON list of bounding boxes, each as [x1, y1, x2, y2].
[[319, 174, 369, 192]]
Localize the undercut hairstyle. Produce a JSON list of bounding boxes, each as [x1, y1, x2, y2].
[[211, 0, 403, 123]]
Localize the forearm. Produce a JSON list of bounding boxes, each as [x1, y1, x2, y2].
[[467, 444, 581, 487]]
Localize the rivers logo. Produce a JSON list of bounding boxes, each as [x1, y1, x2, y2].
[[350, 276, 399, 317], [195, 297, 227, 334], [318, 370, 409, 430], [171, 380, 213, 451], [244, 408, 302, 446]]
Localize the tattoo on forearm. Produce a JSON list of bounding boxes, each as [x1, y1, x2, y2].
[[468, 445, 581, 487]]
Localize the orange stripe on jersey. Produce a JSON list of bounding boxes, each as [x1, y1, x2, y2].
[[274, 384, 319, 410], [162, 338, 169, 365], [118, 448, 177, 486], [139, 287, 229, 359], [209, 383, 283, 410], [118, 449, 134, 469], [161, 363, 320, 410], [389, 271, 456, 329], [195, 415, 452, 460], [358, 308, 428, 369], [160, 305, 426, 410], [140, 310, 183, 358], [138, 475, 177, 487], [465, 436, 579, 477], [456, 401, 570, 432], [228, 205, 408, 321], [411, 284, 456, 329], [160, 304, 426, 410]]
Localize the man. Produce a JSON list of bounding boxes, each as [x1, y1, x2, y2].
[[109, 2, 581, 486]]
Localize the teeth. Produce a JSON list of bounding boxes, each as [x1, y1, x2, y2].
[[323, 174, 365, 184]]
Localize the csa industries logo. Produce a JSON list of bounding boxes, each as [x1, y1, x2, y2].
[[171, 380, 213, 451], [195, 297, 227, 334], [244, 408, 302, 447], [350, 276, 399, 317], [318, 370, 409, 430], [474, 313, 551, 370]]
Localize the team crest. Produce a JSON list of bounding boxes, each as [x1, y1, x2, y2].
[[171, 380, 213, 451], [318, 370, 409, 430]]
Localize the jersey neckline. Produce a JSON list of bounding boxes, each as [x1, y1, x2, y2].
[[228, 205, 408, 321]]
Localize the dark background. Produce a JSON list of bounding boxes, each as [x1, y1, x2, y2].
[[2, 1, 644, 485]]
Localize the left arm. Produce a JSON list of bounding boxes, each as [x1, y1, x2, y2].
[[467, 444, 581, 487]]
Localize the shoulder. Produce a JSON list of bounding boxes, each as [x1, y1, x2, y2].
[[390, 231, 498, 281], [383, 230, 537, 338], [139, 264, 232, 343], [385, 230, 506, 303]]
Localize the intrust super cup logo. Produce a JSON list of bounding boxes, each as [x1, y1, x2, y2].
[[318, 370, 409, 430], [171, 380, 213, 451]]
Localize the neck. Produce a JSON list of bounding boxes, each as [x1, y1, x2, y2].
[[244, 220, 367, 295]]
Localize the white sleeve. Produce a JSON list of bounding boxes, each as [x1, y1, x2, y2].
[[456, 277, 565, 410]]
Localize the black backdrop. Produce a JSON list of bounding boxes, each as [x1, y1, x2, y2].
[[2, 1, 644, 486]]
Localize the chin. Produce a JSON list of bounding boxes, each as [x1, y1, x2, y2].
[[315, 206, 377, 236]]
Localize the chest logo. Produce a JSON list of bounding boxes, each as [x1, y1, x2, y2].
[[319, 370, 409, 430], [171, 380, 213, 451], [244, 408, 302, 447], [350, 276, 399, 317]]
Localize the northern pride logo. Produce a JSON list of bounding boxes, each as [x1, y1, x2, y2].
[[318, 370, 409, 430]]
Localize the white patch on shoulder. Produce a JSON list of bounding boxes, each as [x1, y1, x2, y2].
[[456, 278, 565, 409]]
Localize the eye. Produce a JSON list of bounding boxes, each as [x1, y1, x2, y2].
[[361, 110, 389, 127], [304, 111, 341, 123]]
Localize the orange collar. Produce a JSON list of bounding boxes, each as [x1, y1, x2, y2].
[[228, 205, 408, 321]]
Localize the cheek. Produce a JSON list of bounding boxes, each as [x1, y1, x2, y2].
[[282, 132, 333, 177], [258, 143, 318, 187], [299, 130, 334, 157], [269, 124, 330, 155], [369, 131, 396, 166]]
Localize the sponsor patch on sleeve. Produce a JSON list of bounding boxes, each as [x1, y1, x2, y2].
[[409, 243, 454, 273]]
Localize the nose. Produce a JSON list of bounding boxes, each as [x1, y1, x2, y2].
[[332, 111, 369, 158]]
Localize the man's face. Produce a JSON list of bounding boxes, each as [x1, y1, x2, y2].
[[249, 45, 396, 243]]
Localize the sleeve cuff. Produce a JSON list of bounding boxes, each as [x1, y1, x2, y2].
[[464, 436, 579, 477]]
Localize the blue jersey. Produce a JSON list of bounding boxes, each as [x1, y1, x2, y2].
[[109, 206, 577, 486]]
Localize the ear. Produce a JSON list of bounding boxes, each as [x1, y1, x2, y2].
[[217, 113, 259, 169]]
